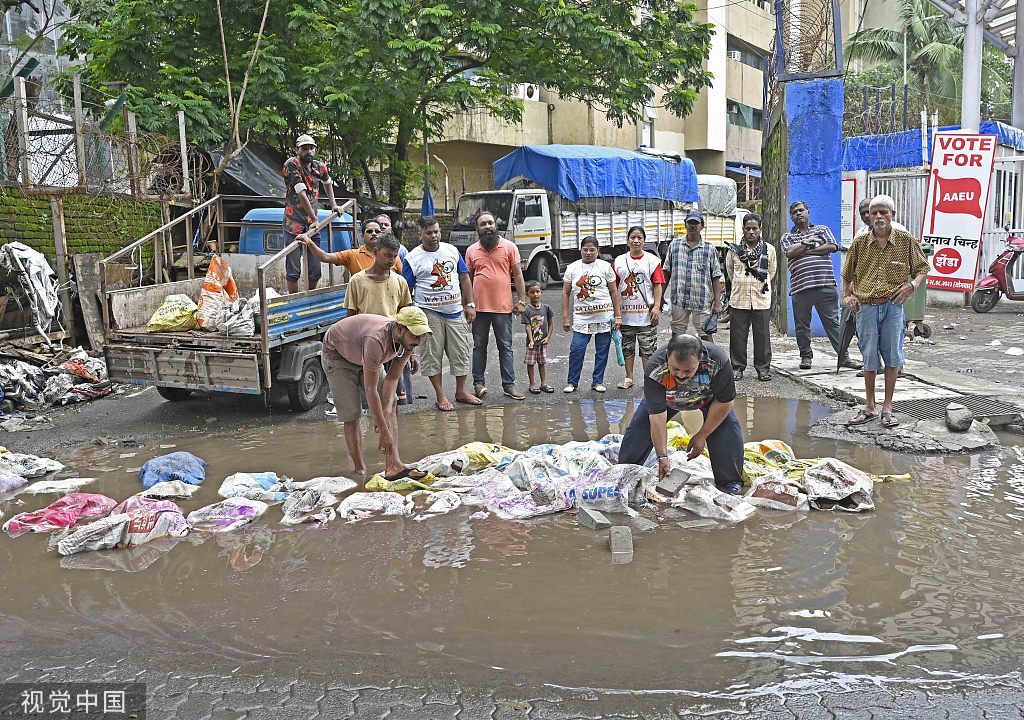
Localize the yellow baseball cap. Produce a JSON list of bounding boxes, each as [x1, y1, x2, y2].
[[394, 306, 432, 336]]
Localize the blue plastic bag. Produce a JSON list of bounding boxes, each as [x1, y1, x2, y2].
[[139, 452, 207, 489]]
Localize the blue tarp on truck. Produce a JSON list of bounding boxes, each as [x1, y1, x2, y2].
[[493, 145, 700, 203]]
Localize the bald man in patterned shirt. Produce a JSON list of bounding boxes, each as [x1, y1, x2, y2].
[[841, 194, 929, 429]]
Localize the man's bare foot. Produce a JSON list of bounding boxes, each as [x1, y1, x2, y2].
[[455, 393, 483, 405], [435, 396, 455, 411], [353, 466, 367, 477]]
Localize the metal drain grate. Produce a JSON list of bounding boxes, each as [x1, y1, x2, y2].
[[891, 394, 1023, 425]]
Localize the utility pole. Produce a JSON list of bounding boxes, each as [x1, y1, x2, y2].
[[961, 0, 983, 132], [1012, 0, 1024, 128]]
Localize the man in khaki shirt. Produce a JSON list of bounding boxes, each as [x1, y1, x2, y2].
[[841, 194, 929, 428]]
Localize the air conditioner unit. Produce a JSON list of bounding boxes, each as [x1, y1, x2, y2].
[[727, 101, 740, 114], [726, 50, 742, 61], [512, 83, 540, 101]]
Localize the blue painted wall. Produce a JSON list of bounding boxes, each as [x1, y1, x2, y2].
[[783, 78, 844, 337]]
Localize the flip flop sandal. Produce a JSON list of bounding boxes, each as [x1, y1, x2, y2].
[[880, 412, 900, 427], [847, 409, 879, 426], [617, 378, 634, 389], [540, 385, 555, 393], [435, 401, 455, 412], [384, 466, 429, 482], [529, 386, 541, 394]]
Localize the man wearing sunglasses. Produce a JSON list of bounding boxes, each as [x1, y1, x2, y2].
[[302, 218, 402, 276]]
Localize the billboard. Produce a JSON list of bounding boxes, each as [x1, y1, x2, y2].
[[921, 133, 997, 291]]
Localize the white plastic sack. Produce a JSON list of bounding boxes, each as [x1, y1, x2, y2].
[[138, 480, 201, 500], [20, 477, 96, 495], [421, 490, 462, 516], [280, 489, 337, 525], [337, 492, 414, 521], [413, 451, 472, 478], [662, 451, 716, 487], [0, 469, 27, 494], [0, 453, 64, 478], [282, 476, 358, 495], [218, 472, 290, 503], [803, 459, 875, 512], [503, 454, 570, 491], [531, 464, 646, 515], [56, 497, 189, 555], [0, 242, 58, 335], [489, 489, 572, 521], [220, 294, 258, 337], [744, 472, 808, 512], [672, 485, 756, 522], [186, 497, 268, 533]]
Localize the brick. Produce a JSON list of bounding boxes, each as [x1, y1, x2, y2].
[[655, 471, 688, 497], [577, 506, 611, 530], [608, 526, 633, 555], [628, 515, 659, 533], [676, 519, 718, 530]]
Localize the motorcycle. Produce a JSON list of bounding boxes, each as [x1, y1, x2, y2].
[[971, 229, 1024, 313]]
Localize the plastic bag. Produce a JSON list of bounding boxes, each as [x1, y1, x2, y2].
[[0, 469, 28, 494], [419, 490, 462, 517], [138, 480, 201, 500], [217, 471, 288, 503], [365, 472, 438, 493], [672, 485, 756, 522], [489, 489, 573, 521], [139, 451, 206, 489], [661, 451, 716, 487], [146, 294, 199, 333], [220, 295, 258, 337], [20, 477, 96, 494], [197, 255, 239, 330], [533, 464, 646, 515], [337, 492, 415, 521], [282, 476, 357, 495], [0, 453, 64, 478], [802, 459, 875, 512], [280, 489, 337, 525], [455, 442, 521, 471], [744, 472, 808, 512], [4, 493, 117, 538], [187, 497, 268, 533], [57, 497, 189, 555], [413, 451, 472, 478], [503, 454, 570, 492]]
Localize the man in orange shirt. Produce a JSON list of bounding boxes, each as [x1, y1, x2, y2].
[[466, 212, 527, 400], [302, 219, 401, 276]]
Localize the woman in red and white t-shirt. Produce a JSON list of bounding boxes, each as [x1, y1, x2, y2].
[[612, 226, 666, 389]]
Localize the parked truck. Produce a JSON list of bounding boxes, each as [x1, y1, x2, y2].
[[449, 145, 701, 285], [100, 195, 356, 411]]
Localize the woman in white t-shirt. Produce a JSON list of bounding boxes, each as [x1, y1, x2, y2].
[[561, 236, 622, 393], [613, 226, 667, 389]]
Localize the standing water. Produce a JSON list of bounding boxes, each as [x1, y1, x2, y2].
[[1, 395, 1023, 715]]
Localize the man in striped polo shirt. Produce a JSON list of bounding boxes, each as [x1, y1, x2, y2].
[[781, 201, 862, 371]]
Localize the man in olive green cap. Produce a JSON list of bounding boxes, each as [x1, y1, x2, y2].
[[321, 306, 432, 478]]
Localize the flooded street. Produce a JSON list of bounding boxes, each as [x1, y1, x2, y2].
[[3, 396, 1024, 717]]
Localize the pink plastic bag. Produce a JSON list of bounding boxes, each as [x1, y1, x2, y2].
[[3, 493, 117, 538]]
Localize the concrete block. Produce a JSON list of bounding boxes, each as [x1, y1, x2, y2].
[[676, 519, 718, 530], [655, 472, 687, 498], [609, 526, 633, 555], [628, 515, 659, 533], [577, 506, 611, 530]]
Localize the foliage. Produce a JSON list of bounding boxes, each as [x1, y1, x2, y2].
[[62, 0, 713, 207], [846, 0, 1013, 127]]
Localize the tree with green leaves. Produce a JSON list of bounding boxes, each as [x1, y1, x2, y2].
[[62, 0, 713, 207], [846, 0, 1011, 125]]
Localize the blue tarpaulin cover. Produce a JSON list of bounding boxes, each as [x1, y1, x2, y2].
[[493, 145, 699, 203], [843, 121, 1024, 172]]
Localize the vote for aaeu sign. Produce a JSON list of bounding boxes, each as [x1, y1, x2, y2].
[[921, 133, 997, 292]]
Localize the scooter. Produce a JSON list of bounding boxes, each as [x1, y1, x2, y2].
[[971, 229, 1024, 313]]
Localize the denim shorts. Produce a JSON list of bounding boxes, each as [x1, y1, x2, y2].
[[855, 301, 905, 372]]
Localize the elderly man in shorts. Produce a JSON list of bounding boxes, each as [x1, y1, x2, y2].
[[320, 306, 431, 480], [842, 194, 929, 428]]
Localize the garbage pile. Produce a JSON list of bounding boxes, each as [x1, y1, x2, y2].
[[0, 346, 112, 423]]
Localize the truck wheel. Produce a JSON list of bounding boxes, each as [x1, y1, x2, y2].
[[157, 386, 192, 402], [527, 256, 552, 287], [287, 357, 326, 412], [970, 289, 999, 313]]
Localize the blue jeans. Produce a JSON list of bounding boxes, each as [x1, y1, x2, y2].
[[855, 301, 905, 372], [567, 331, 611, 388], [472, 312, 515, 387], [618, 400, 744, 490]]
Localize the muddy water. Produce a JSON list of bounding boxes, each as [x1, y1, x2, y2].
[[2, 396, 1024, 698]]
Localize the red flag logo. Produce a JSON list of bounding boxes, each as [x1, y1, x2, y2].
[[933, 171, 983, 218]]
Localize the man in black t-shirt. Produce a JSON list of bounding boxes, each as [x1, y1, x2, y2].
[[618, 333, 744, 494]]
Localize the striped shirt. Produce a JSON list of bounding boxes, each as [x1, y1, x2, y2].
[[780, 224, 839, 295], [663, 238, 722, 311]]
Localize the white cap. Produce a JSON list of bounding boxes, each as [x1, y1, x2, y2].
[[296, 134, 316, 148]]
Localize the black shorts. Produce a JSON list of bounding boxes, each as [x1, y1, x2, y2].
[[284, 229, 323, 284]]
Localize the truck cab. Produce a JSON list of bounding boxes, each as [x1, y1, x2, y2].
[[449, 190, 556, 285]]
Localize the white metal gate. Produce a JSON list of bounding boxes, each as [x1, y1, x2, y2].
[[868, 171, 928, 241]]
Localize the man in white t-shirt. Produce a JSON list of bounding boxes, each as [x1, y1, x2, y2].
[[613, 226, 666, 389], [857, 199, 907, 237], [402, 216, 482, 411]]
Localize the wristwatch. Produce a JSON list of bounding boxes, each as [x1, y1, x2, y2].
[[465, 302, 476, 308]]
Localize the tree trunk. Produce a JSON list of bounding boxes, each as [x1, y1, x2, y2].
[[388, 117, 414, 210]]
